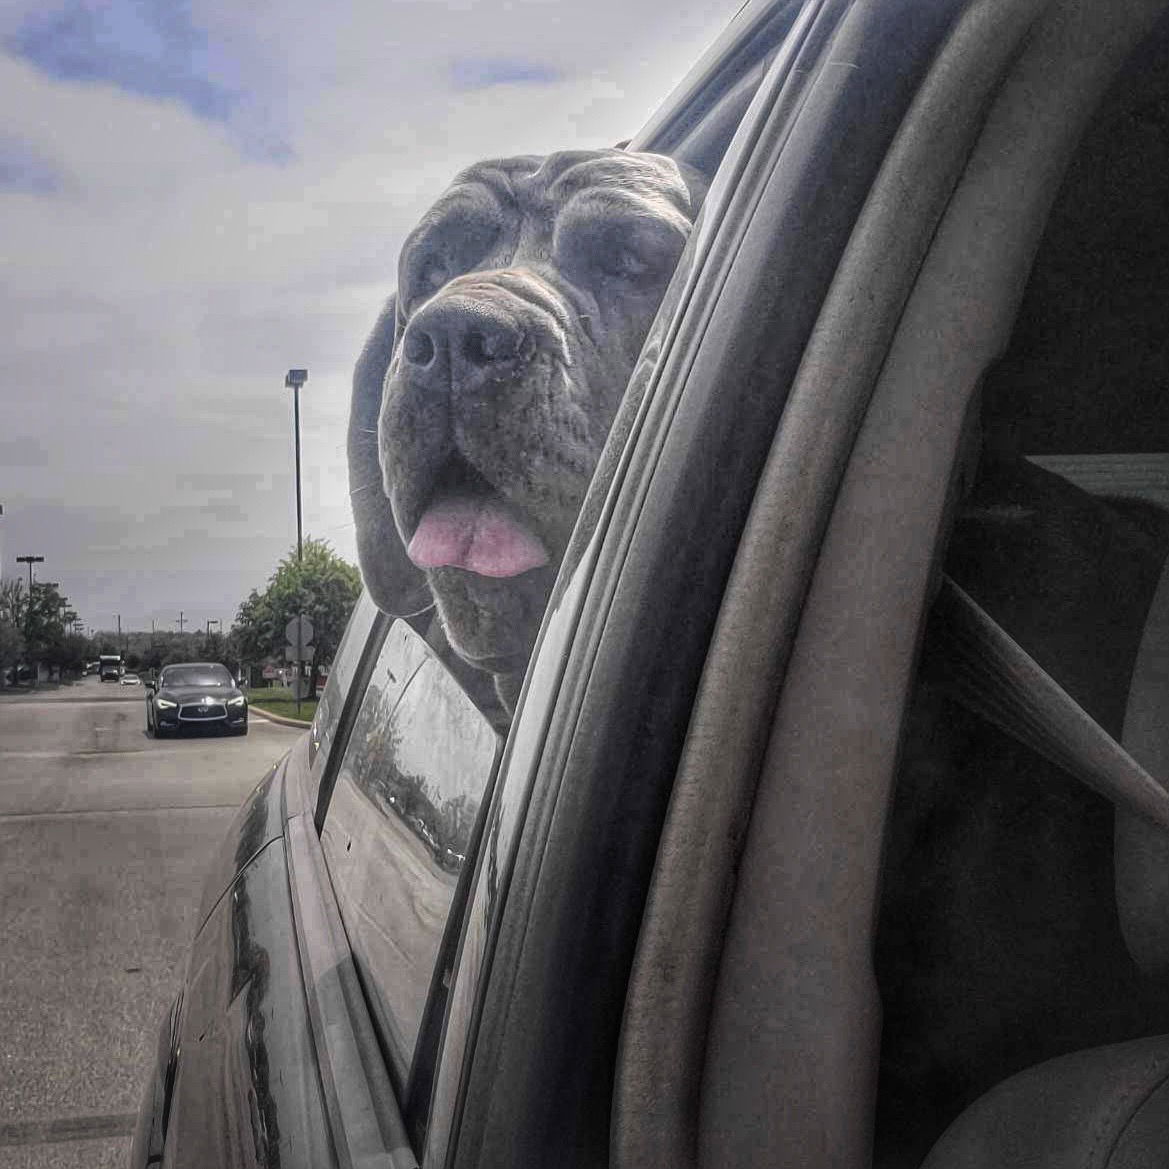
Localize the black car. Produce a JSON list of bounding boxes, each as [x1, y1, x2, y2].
[[146, 662, 248, 737], [131, 0, 1169, 1166]]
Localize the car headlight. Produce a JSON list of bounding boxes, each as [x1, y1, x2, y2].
[[228, 695, 247, 707], [156, 698, 178, 710]]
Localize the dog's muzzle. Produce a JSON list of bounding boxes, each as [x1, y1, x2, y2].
[[386, 282, 573, 580]]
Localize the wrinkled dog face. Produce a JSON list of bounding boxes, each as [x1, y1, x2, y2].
[[352, 149, 707, 689]]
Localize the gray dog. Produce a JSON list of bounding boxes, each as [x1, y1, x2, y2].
[[349, 149, 708, 711]]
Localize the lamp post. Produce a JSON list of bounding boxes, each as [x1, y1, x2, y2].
[[15, 554, 43, 598], [284, 369, 308, 563], [285, 368, 308, 713], [15, 555, 44, 685]]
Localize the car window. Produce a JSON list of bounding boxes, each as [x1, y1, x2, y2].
[[160, 664, 233, 687], [320, 620, 501, 1086], [307, 591, 381, 783]]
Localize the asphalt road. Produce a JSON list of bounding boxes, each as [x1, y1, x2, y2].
[[0, 678, 301, 1168]]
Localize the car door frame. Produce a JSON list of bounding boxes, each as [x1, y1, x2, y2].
[[617, 0, 1169, 1165], [415, 0, 992, 1165]]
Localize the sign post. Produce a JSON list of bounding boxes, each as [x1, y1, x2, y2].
[[285, 615, 315, 714]]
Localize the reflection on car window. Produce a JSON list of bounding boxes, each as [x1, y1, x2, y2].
[[308, 592, 380, 780], [321, 620, 500, 1083], [160, 664, 233, 687]]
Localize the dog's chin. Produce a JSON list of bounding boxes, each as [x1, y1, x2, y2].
[[429, 563, 556, 678]]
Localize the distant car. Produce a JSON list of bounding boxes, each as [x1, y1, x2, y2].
[[120, 673, 141, 686], [146, 661, 248, 738]]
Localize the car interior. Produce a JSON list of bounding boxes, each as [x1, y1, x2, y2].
[[873, 10, 1169, 1167]]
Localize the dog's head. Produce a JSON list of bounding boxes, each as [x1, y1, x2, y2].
[[350, 149, 707, 695]]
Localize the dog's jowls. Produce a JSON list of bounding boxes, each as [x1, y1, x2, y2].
[[349, 149, 707, 711]]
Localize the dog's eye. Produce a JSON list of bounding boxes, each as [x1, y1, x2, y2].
[[418, 258, 450, 294], [597, 245, 651, 281]]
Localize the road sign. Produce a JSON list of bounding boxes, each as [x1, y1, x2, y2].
[[285, 615, 314, 646]]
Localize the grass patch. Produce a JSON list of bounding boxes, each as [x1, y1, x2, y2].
[[249, 686, 318, 723]]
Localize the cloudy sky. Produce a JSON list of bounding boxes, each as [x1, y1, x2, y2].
[[0, 0, 740, 635]]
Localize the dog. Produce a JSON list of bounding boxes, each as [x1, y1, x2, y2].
[[349, 149, 708, 711]]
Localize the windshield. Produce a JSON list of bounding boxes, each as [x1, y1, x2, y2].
[[161, 665, 233, 688]]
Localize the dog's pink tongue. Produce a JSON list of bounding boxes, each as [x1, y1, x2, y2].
[[408, 496, 548, 578]]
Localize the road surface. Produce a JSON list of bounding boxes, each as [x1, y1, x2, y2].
[[0, 678, 301, 1168]]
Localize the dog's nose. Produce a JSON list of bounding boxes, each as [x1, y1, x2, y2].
[[400, 295, 533, 397]]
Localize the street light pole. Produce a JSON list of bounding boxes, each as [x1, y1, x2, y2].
[[285, 369, 308, 563], [285, 368, 308, 715], [15, 555, 44, 686], [16, 554, 43, 598]]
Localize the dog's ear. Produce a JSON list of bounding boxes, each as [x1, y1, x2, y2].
[[348, 292, 432, 619]]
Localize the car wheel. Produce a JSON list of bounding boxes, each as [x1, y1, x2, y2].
[[146, 703, 154, 734], [232, 723, 248, 737]]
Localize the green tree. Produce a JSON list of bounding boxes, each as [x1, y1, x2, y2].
[[23, 581, 72, 678], [230, 539, 362, 698], [0, 580, 25, 683]]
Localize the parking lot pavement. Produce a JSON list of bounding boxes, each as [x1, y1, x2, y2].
[[0, 678, 301, 1167]]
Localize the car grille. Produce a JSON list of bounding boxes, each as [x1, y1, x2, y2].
[[179, 703, 226, 721]]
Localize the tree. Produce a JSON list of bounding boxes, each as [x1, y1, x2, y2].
[[0, 580, 25, 683], [21, 580, 73, 679], [230, 539, 362, 698]]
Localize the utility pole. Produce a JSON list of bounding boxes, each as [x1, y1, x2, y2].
[[285, 368, 308, 714], [177, 611, 185, 635]]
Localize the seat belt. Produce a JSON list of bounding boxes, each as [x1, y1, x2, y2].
[[1115, 552, 1169, 978], [925, 575, 1169, 837]]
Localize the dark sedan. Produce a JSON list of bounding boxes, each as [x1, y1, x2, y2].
[[146, 662, 248, 737]]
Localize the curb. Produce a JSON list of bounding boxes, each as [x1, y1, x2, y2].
[[249, 705, 313, 730]]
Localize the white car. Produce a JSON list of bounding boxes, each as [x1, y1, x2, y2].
[[120, 673, 141, 686]]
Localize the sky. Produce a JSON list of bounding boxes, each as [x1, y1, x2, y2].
[[0, 0, 741, 636]]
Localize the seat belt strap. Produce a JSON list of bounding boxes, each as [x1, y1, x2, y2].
[[925, 575, 1169, 836], [1115, 550, 1169, 977]]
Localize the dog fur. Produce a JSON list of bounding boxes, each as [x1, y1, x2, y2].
[[350, 149, 707, 710]]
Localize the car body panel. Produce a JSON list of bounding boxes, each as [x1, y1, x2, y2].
[[162, 839, 338, 1169], [193, 758, 287, 942]]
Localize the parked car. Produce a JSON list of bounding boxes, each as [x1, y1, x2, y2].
[[120, 673, 141, 686], [145, 662, 248, 738], [130, 1, 1169, 1166]]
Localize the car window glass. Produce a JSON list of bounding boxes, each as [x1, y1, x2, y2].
[[307, 591, 380, 782], [320, 620, 501, 1085], [160, 664, 233, 687]]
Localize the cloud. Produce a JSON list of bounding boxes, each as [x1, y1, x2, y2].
[[0, 134, 66, 193], [0, 437, 49, 468], [0, 0, 744, 629], [7, 0, 237, 120], [449, 57, 563, 90], [5, 0, 294, 161]]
